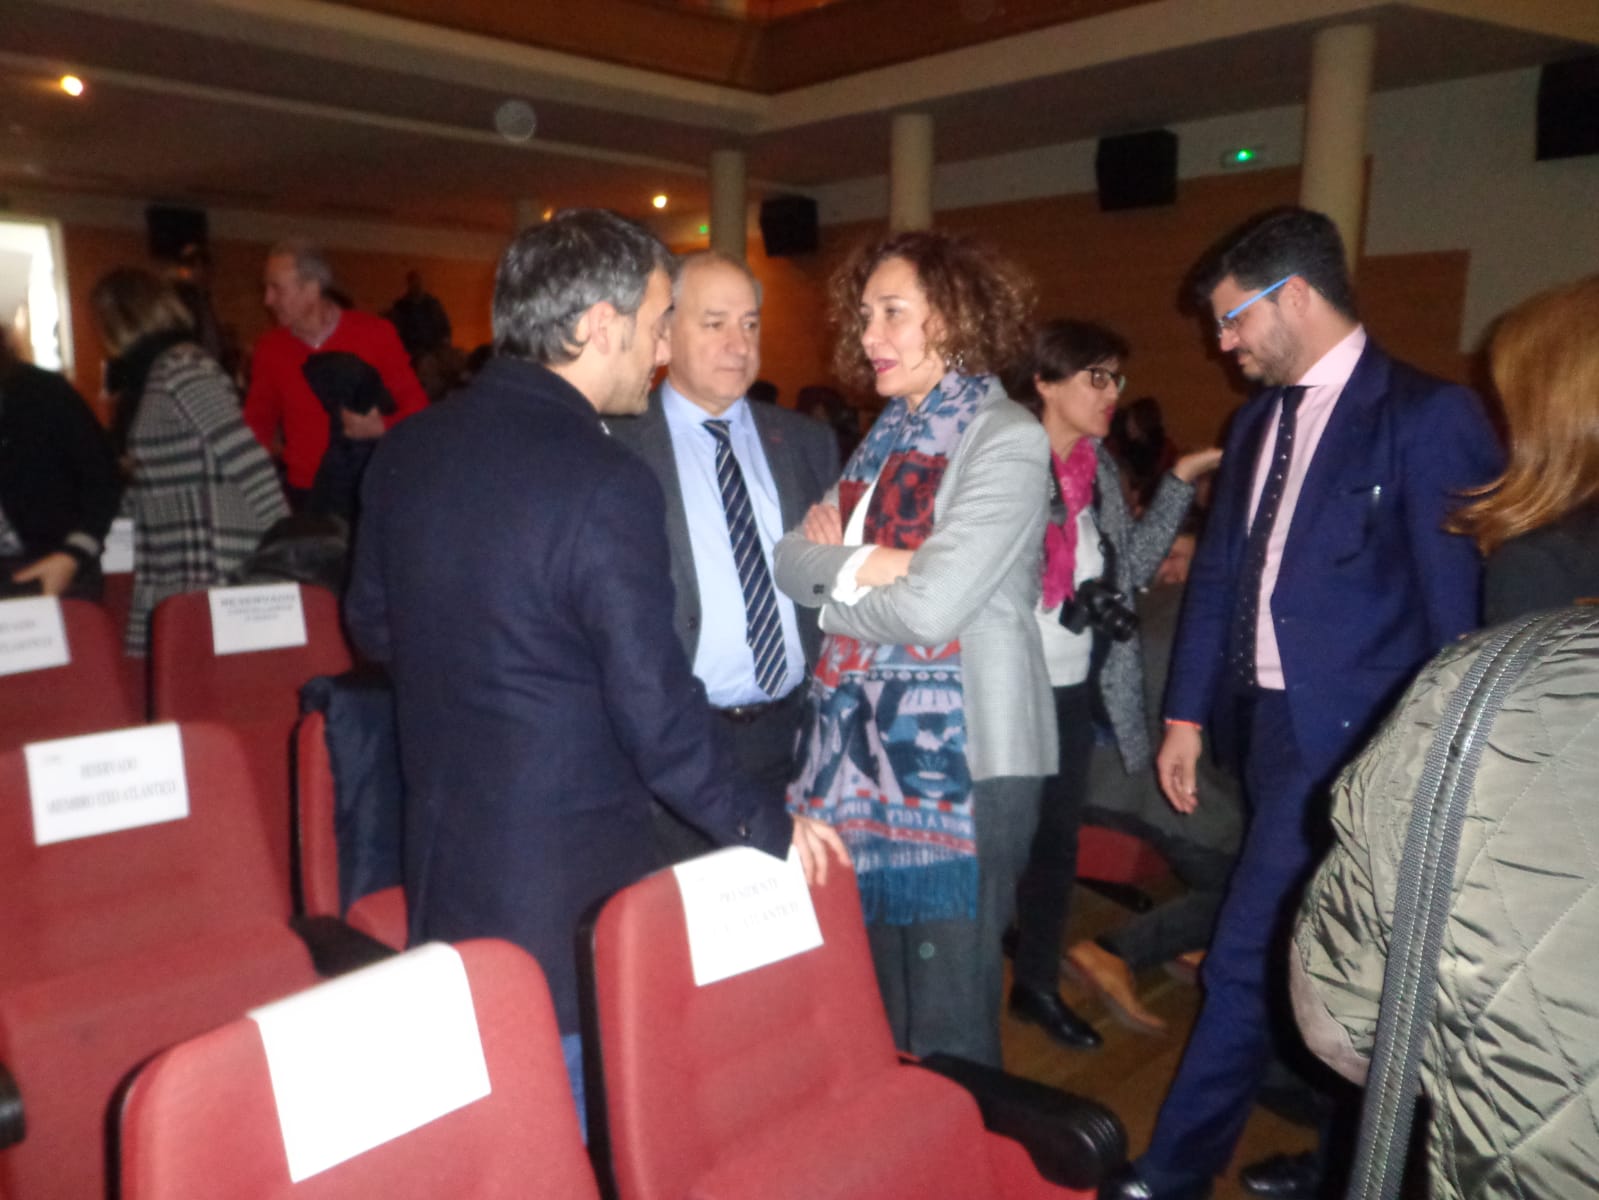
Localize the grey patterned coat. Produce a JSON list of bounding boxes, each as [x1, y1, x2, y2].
[[1083, 445, 1195, 773], [125, 344, 287, 653]]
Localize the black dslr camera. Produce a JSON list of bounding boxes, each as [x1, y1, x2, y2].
[[1060, 577, 1138, 642]]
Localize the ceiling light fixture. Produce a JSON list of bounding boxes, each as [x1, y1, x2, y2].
[[493, 99, 537, 143], [59, 75, 85, 97], [652, 194, 668, 210]]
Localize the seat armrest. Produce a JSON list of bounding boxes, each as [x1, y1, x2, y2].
[[0, 1059, 23, 1150], [911, 1053, 1126, 1189], [290, 914, 400, 977]]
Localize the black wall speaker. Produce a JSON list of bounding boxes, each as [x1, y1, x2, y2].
[[759, 194, 818, 257], [1095, 130, 1178, 212], [145, 204, 209, 261], [1537, 55, 1599, 162]]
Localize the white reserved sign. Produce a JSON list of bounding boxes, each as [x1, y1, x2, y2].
[[100, 516, 135, 574], [251, 943, 492, 1183], [672, 846, 824, 987], [25, 723, 189, 846], [0, 595, 70, 678], [209, 583, 307, 656]]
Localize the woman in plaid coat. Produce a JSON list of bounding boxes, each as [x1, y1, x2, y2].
[[92, 268, 287, 653]]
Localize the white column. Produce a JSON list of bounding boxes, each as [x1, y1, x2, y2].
[[709, 149, 747, 259], [889, 112, 934, 232], [1299, 24, 1376, 270]]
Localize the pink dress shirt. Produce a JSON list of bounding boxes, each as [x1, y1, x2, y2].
[[1245, 325, 1367, 690]]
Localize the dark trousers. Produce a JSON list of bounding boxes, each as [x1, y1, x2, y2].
[[1099, 832, 1234, 971], [1012, 682, 1096, 992], [868, 774, 1043, 1068], [651, 688, 804, 866], [1137, 690, 1326, 1190]]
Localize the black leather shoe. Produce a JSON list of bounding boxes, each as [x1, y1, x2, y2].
[[1098, 1161, 1212, 1200], [1238, 1152, 1322, 1198], [1008, 983, 1103, 1050]]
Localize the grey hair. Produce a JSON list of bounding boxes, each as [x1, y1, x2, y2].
[[671, 250, 763, 308], [493, 209, 676, 365], [268, 239, 335, 291]]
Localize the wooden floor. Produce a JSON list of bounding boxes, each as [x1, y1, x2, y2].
[[1000, 881, 1317, 1200]]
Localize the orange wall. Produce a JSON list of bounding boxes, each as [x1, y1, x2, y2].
[[59, 223, 496, 412], [746, 166, 1471, 451], [54, 165, 1469, 447]]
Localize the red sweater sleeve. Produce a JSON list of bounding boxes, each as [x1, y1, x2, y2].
[[365, 318, 428, 426], [243, 333, 287, 452]]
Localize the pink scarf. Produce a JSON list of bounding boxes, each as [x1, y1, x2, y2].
[[1041, 439, 1098, 609]]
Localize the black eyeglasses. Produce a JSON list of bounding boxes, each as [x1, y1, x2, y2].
[[1084, 366, 1127, 394]]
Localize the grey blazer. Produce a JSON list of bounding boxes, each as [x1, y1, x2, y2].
[[774, 378, 1056, 782], [1088, 445, 1195, 773], [610, 390, 840, 669]]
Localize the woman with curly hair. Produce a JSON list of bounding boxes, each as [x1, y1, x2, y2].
[[1451, 274, 1599, 622], [775, 229, 1052, 1065]]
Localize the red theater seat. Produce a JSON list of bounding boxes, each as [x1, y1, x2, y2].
[[0, 723, 319, 1200], [150, 585, 354, 907], [293, 709, 407, 949], [0, 598, 138, 748], [584, 863, 1101, 1200], [117, 940, 599, 1200]]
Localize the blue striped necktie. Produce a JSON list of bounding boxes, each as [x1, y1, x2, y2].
[[1229, 385, 1307, 688], [703, 419, 788, 698]]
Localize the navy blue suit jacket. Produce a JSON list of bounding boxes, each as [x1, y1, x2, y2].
[[1165, 339, 1503, 782], [345, 357, 792, 1032]]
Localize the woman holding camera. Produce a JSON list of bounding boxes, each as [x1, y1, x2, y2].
[[1009, 319, 1220, 1048]]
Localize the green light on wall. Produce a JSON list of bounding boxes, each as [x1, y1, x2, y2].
[[1222, 146, 1261, 168], [699, 224, 709, 235]]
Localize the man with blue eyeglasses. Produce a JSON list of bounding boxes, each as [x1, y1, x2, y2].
[[1099, 207, 1502, 1200]]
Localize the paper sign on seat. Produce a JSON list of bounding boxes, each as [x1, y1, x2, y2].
[[672, 845, 823, 987], [209, 583, 307, 656], [250, 943, 492, 1183], [101, 517, 135, 574], [0, 595, 70, 678], [26, 723, 189, 846]]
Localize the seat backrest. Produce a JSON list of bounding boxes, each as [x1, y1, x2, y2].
[[150, 585, 353, 726], [1076, 826, 1168, 886], [117, 939, 600, 1200], [586, 864, 900, 1200], [0, 598, 138, 747], [294, 710, 341, 920], [0, 722, 288, 983], [292, 707, 406, 949]]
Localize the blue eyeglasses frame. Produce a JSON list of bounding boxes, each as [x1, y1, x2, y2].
[[1216, 274, 1293, 336]]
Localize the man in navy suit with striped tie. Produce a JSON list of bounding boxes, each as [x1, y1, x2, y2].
[[611, 252, 839, 863], [1099, 208, 1502, 1200]]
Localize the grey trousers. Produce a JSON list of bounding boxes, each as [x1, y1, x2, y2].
[[866, 775, 1044, 1068]]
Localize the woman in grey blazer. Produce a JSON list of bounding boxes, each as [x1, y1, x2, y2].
[[775, 230, 1051, 1067], [1006, 320, 1220, 1045]]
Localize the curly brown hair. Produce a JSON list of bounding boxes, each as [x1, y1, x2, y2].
[[828, 229, 1034, 395]]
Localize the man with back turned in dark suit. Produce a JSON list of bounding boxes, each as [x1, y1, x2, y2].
[[1099, 208, 1502, 1200], [344, 211, 847, 1126], [611, 252, 839, 863]]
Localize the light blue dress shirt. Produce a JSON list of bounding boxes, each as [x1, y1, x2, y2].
[[662, 382, 806, 706]]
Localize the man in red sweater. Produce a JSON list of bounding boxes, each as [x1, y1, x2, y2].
[[245, 240, 427, 510]]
